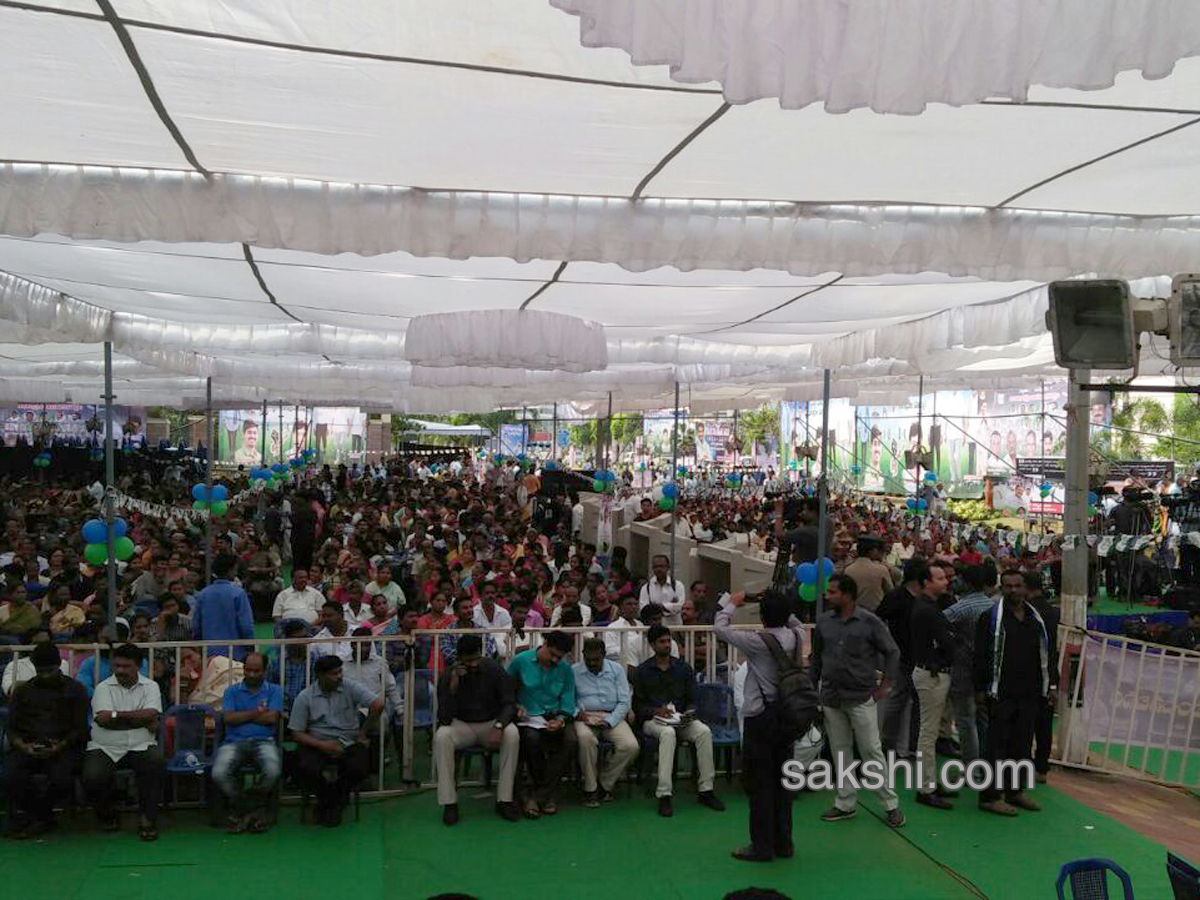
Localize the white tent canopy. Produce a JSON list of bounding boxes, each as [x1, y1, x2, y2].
[[396, 419, 492, 438], [1, 1, 1198, 411]]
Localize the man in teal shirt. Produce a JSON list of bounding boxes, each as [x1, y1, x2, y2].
[[507, 631, 576, 819]]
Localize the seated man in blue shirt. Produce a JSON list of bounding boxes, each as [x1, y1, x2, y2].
[[507, 630, 576, 819], [573, 637, 639, 807], [212, 652, 283, 834]]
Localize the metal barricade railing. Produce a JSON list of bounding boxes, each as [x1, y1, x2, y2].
[[1053, 624, 1200, 788], [1, 621, 814, 799]]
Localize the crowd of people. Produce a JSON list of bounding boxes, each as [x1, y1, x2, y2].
[[0, 449, 1117, 850]]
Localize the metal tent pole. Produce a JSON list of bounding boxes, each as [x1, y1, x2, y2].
[[605, 392, 613, 472], [205, 377, 214, 584], [670, 382, 680, 578], [260, 400, 267, 467], [804, 401, 811, 481], [278, 402, 284, 465], [815, 370, 831, 618], [552, 403, 558, 464], [1041, 378, 1048, 537], [915, 374, 924, 501], [103, 342, 118, 623], [1062, 371, 1091, 628]]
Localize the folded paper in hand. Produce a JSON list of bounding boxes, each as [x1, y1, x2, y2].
[[653, 704, 682, 727]]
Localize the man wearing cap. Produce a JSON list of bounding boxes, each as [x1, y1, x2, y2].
[[4, 641, 88, 838], [842, 538, 894, 613]]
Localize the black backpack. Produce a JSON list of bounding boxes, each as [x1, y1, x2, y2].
[[760, 632, 820, 740]]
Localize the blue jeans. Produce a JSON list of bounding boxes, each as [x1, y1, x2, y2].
[[950, 688, 980, 763], [211, 740, 282, 798]]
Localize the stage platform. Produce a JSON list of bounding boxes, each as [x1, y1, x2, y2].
[[0, 774, 1182, 900]]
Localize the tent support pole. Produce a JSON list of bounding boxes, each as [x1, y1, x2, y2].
[[670, 381, 679, 580], [278, 402, 284, 465], [815, 369, 831, 618], [552, 404, 558, 464], [205, 377, 214, 585], [260, 400, 267, 467], [916, 375, 924, 499], [1063, 370, 1090, 629], [103, 341, 118, 624]]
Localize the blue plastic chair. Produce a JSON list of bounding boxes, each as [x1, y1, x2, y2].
[[1057, 858, 1135, 900], [160, 703, 216, 807], [1168, 852, 1200, 900], [694, 683, 740, 782]]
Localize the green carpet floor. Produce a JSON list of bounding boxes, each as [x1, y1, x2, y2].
[[0, 779, 1178, 900]]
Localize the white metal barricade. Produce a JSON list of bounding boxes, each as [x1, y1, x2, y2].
[[1053, 625, 1200, 789]]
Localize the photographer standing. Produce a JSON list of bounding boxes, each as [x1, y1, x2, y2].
[[715, 590, 806, 863], [1107, 486, 1154, 601]]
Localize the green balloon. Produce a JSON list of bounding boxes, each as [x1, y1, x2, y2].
[[657, 497, 675, 511], [84, 542, 108, 566], [593, 479, 605, 492], [113, 536, 135, 561], [192, 499, 209, 511], [210, 500, 229, 517], [799, 582, 818, 602]]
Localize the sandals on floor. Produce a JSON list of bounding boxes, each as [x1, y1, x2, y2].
[[247, 817, 271, 834], [138, 823, 159, 842], [226, 816, 248, 835], [540, 802, 558, 816], [521, 800, 541, 820]]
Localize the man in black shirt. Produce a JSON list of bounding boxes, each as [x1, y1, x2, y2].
[[632, 625, 725, 817], [908, 560, 956, 809], [876, 558, 924, 759], [974, 571, 1058, 816], [4, 642, 89, 837], [432, 635, 520, 825]]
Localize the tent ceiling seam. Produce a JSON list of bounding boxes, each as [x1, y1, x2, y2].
[[980, 98, 1200, 117], [689, 276, 846, 336], [241, 243, 302, 323], [92, 0, 209, 178], [994, 115, 1200, 208], [630, 102, 731, 201], [0, 0, 722, 97], [519, 261, 569, 310]]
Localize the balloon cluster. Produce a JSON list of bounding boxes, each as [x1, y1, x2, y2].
[[81, 517, 134, 566], [796, 558, 835, 603], [1039, 481, 1052, 499], [905, 498, 929, 512], [638, 462, 646, 472], [1087, 490, 1098, 518], [676, 466, 688, 478], [191, 482, 230, 517], [724, 472, 742, 488], [923, 471, 938, 483], [850, 464, 861, 475], [592, 469, 617, 493], [32, 451, 52, 469]]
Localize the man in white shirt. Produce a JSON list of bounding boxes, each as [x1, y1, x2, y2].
[[472, 582, 513, 657], [271, 568, 325, 633], [638, 555, 687, 626], [82, 644, 164, 839], [605, 596, 679, 676], [550, 583, 592, 627], [310, 601, 355, 663], [343, 628, 403, 725], [364, 566, 406, 613]]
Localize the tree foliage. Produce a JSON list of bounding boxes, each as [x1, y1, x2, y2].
[[736, 404, 780, 449]]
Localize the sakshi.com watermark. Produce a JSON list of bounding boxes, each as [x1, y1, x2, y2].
[[781, 752, 1036, 794]]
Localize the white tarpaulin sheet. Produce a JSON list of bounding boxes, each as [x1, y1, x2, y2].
[[0, 1, 1198, 410]]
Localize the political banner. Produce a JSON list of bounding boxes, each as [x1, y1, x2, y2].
[[1, 403, 146, 447], [218, 407, 364, 465], [499, 423, 526, 457], [1083, 635, 1200, 752]]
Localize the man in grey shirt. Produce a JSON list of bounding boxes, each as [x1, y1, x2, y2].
[[289, 654, 383, 826], [715, 590, 805, 863], [811, 573, 905, 828]]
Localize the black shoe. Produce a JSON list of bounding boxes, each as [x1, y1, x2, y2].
[[443, 803, 459, 826], [820, 806, 856, 822], [935, 738, 962, 758], [915, 792, 954, 810], [934, 786, 960, 799], [775, 844, 795, 859], [698, 791, 725, 812], [731, 845, 774, 862], [495, 801, 520, 822], [657, 796, 674, 817], [886, 808, 907, 828]]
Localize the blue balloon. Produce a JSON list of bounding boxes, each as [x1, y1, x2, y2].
[[112, 517, 128, 539], [191, 483, 209, 501], [1087, 491, 1098, 505], [662, 483, 678, 499], [916, 498, 928, 511], [211, 484, 228, 501], [797, 562, 818, 585], [1040, 482, 1052, 491], [820, 557, 835, 578], [81, 518, 107, 544], [924, 471, 938, 482], [271, 463, 287, 474], [906, 498, 917, 510]]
